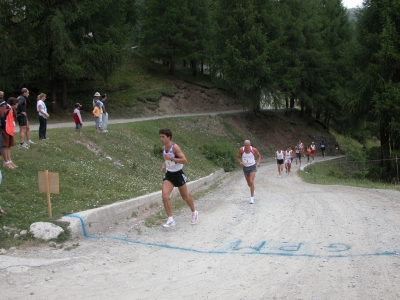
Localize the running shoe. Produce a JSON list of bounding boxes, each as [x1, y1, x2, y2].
[[250, 198, 254, 204], [163, 219, 176, 227], [19, 142, 29, 149], [28, 140, 36, 144], [191, 211, 198, 225]]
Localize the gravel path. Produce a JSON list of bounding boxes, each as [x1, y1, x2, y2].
[[28, 110, 244, 131], [1, 157, 400, 299]]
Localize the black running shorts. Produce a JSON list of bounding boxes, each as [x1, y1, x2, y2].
[[17, 115, 28, 126], [163, 170, 188, 187]]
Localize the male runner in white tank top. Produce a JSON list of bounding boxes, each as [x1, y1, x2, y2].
[[236, 140, 261, 204], [159, 128, 198, 227], [274, 147, 284, 177]]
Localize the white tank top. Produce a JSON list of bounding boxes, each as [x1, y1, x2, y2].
[[163, 143, 183, 172], [276, 151, 284, 160], [285, 150, 292, 160], [242, 147, 255, 167]]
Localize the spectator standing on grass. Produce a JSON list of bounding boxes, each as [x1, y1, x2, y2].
[[275, 147, 284, 177], [92, 101, 101, 132], [73, 103, 83, 135], [236, 140, 261, 204], [159, 128, 198, 227], [0, 92, 5, 162], [17, 88, 35, 148], [101, 94, 108, 132], [1, 98, 19, 169], [92, 92, 103, 130], [37, 93, 50, 140]]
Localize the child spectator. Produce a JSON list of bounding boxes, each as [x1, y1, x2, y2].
[[92, 101, 101, 132], [73, 103, 83, 135]]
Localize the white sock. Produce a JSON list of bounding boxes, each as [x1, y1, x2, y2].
[[250, 197, 254, 201], [168, 216, 174, 222]]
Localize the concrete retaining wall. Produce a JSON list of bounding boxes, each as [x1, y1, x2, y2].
[[60, 169, 225, 238]]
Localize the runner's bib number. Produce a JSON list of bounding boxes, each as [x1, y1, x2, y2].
[[165, 160, 176, 168]]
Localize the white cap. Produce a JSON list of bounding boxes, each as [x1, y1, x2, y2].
[[94, 92, 100, 97]]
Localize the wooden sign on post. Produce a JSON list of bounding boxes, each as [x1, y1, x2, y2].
[[38, 170, 59, 218]]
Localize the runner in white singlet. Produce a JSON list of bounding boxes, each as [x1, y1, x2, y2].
[[274, 148, 284, 177], [236, 140, 261, 204], [284, 146, 294, 174]]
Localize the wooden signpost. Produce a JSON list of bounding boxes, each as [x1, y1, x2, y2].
[[38, 170, 59, 217]]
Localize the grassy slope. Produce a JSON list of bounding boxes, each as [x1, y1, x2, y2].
[[2, 52, 391, 248]]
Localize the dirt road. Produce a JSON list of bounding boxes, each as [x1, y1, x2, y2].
[[1, 158, 400, 299]]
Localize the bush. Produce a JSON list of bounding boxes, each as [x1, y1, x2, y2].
[[202, 142, 237, 172]]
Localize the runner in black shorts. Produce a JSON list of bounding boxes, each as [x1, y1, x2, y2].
[[275, 147, 284, 177], [159, 128, 198, 227], [163, 169, 187, 187], [320, 140, 326, 159]]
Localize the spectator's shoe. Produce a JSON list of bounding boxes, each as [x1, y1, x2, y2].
[[163, 219, 176, 228], [28, 140, 36, 144], [191, 211, 198, 225], [10, 162, 18, 168], [19, 142, 29, 149], [3, 163, 15, 169]]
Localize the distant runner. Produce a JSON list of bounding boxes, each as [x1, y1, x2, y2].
[[274, 147, 284, 177], [295, 143, 301, 166], [285, 146, 293, 174], [236, 140, 261, 204], [320, 140, 326, 159], [310, 142, 316, 162]]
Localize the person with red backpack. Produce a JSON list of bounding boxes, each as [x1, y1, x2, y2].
[[1, 98, 19, 169], [236, 140, 261, 204]]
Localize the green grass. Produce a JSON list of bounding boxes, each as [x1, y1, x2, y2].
[[299, 158, 400, 191], [0, 115, 243, 249]]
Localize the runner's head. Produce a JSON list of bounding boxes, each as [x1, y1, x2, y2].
[[159, 128, 172, 139]]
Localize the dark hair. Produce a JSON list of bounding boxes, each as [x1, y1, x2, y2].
[[7, 97, 18, 105], [102, 94, 107, 98], [159, 128, 172, 139]]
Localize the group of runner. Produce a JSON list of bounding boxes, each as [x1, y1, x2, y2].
[[160, 133, 338, 225]]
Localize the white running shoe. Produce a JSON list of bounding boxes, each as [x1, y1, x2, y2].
[[163, 219, 176, 227], [250, 198, 254, 204], [28, 140, 36, 144], [191, 211, 198, 225], [19, 142, 29, 149]]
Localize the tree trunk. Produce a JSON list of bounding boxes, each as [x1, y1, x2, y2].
[[61, 79, 68, 110], [192, 59, 197, 77], [201, 59, 204, 73], [300, 99, 305, 117], [50, 79, 57, 114], [380, 122, 390, 170], [289, 92, 295, 109], [169, 60, 175, 75]]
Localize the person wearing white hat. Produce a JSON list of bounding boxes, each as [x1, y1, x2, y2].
[[92, 92, 103, 130]]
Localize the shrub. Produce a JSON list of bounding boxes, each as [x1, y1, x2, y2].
[[202, 142, 237, 172]]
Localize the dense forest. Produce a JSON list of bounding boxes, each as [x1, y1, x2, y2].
[[1, 0, 399, 181]]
